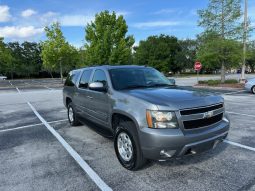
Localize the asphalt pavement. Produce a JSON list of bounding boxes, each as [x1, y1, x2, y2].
[[0, 78, 255, 191]]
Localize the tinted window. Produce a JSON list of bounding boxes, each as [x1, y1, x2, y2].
[[79, 70, 92, 88], [65, 70, 81, 87], [109, 68, 173, 90], [92, 70, 107, 86]]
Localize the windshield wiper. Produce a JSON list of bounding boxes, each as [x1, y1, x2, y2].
[[122, 84, 149, 90], [148, 83, 174, 87]]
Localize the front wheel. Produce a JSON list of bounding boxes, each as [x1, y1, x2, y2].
[[114, 120, 146, 170], [67, 102, 80, 126]]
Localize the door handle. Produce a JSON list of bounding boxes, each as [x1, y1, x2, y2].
[[86, 96, 93, 99]]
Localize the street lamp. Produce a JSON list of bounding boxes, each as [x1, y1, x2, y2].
[[241, 0, 248, 81]]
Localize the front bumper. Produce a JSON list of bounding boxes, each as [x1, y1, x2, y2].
[[139, 119, 229, 160], [245, 83, 252, 91]]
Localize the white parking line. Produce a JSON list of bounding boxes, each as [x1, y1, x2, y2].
[[224, 140, 255, 152], [27, 102, 112, 191], [226, 111, 255, 118], [223, 90, 246, 95], [0, 119, 68, 133], [16, 87, 21, 93], [44, 86, 54, 90]]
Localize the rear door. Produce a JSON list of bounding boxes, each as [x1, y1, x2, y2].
[[63, 70, 81, 106], [73, 69, 93, 116], [87, 69, 110, 125]]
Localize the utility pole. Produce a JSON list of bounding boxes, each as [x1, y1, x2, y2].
[[241, 0, 248, 82]]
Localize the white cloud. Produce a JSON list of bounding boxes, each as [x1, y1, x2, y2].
[[153, 9, 179, 15], [58, 11, 130, 26], [37, 12, 94, 27], [40, 11, 59, 25], [21, 9, 37, 18], [59, 14, 94, 26], [116, 11, 131, 17], [0, 26, 44, 39], [0, 5, 11, 22], [132, 21, 181, 28]]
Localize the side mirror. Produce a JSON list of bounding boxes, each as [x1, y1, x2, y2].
[[169, 78, 176, 85], [89, 82, 107, 92]]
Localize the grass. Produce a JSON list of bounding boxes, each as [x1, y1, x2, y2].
[[198, 79, 239, 86]]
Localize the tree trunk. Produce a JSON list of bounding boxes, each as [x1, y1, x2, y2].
[[251, 66, 255, 73], [49, 71, 53, 78], [60, 60, 63, 83], [221, 62, 225, 83]]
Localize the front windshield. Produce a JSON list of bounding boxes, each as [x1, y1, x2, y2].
[[109, 67, 174, 90]]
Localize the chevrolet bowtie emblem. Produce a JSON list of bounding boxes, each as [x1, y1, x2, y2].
[[203, 111, 214, 119]]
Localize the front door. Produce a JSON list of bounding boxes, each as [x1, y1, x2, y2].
[[87, 69, 110, 125]]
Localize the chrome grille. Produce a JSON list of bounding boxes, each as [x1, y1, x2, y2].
[[180, 103, 224, 129]]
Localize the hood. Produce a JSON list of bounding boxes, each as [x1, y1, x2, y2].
[[122, 87, 223, 110]]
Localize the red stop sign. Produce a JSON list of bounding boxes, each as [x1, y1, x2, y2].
[[194, 62, 202, 71]]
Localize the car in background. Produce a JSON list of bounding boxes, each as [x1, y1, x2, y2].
[[237, 69, 249, 74], [0, 74, 7, 80], [245, 78, 255, 94]]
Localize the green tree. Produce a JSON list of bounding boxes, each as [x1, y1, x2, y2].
[[134, 35, 181, 74], [21, 42, 42, 77], [7, 41, 42, 78], [175, 39, 197, 72], [0, 38, 14, 78], [85, 11, 134, 65], [198, 0, 242, 82], [41, 22, 76, 82], [247, 42, 255, 73], [197, 32, 242, 71]]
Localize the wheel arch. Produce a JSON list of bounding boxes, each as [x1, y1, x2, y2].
[[66, 97, 72, 107], [111, 110, 140, 132]]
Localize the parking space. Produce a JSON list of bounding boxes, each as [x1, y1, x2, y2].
[[0, 79, 63, 93], [0, 124, 99, 191], [0, 79, 255, 191]]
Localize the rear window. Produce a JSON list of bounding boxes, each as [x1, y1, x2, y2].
[[64, 70, 81, 87]]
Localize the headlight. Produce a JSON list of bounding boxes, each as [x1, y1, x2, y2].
[[146, 110, 179, 128]]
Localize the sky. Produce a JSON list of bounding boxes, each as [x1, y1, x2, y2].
[[0, 0, 254, 47]]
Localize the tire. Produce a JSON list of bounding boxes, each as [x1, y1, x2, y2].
[[67, 102, 80, 126], [114, 120, 146, 170], [252, 86, 255, 94]]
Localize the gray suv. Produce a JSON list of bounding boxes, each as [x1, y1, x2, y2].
[[63, 65, 230, 170]]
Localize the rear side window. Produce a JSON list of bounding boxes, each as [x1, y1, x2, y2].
[[79, 70, 92, 88], [64, 71, 80, 87], [92, 70, 107, 86]]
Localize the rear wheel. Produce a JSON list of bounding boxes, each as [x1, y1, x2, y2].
[[67, 102, 80, 126], [114, 120, 147, 170], [252, 86, 255, 94]]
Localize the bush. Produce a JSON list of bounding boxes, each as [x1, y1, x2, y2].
[[198, 79, 238, 86], [225, 79, 238, 84], [198, 80, 207, 84], [207, 80, 220, 86]]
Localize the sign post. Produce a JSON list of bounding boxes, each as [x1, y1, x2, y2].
[[194, 61, 202, 84]]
